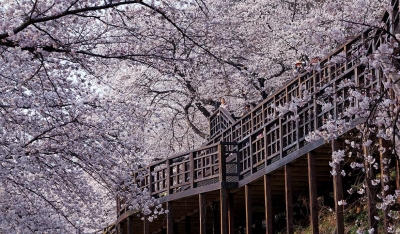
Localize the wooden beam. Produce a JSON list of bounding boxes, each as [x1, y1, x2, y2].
[[245, 184, 253, 234], [220, 189, 228, 234], [228, 193, 235, 234], [199, 193, 206, 234], [285, 164, 293, 234], [167, 202, 173, 234], [264, 175, 273, 234], [332, 140, 344, 234], [307, 152, 319, 234]]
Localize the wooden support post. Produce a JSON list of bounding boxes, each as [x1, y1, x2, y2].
[[397, 158, 400, 203], [332, 140, 344, 234], [220, 189, 228, 234], [285, 164, 293, 234], [199, 193, 206, 234], [120, 221, 126, 234], [219, 143, 228, 234], [264, 175, 273, 234], [185, 216, 191, 234], [126, 216, 134, 234], [245, 184, 253, 234], [307, 152, 319, 234], [167, 202, 173, 234], [143, 216, 149, 234], [213, 202, 219, 234], [379, 138, 390, 232], [364, 145, 378, 233], [173, 222, 178, 234], [228, 193, 235, 234], [117, 222, 121, 234]]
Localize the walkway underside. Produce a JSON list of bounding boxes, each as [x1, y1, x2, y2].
[[116, 139, 359, 234]]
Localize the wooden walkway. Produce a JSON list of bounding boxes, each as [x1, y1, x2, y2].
[[105, 1, 400, 233]]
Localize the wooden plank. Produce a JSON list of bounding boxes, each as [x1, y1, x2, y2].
[[167, 202, 173, 234], [228, 193, 235, 234], [285, 164, 293, 234], [199, 193, 206, 234], [307, 152, 319, 234], [245, 184, 253, 234], [332, 140, 344, 234]]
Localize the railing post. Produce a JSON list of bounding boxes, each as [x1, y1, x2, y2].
[[263, 127, 268, 164], [190, 152, 195, 189], [250, 136, 254, 174], [218, 144, 226, 182], [148, 166, 153, 195], [166, 159, 171, 195]]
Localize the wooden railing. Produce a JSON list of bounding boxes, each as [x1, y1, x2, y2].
[[209, 107, 236, 140], [115, 0, 400, 221]]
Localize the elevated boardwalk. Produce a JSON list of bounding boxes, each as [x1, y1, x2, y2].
[[105, 2, 400, 233]]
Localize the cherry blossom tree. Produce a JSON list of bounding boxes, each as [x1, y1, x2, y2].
[[1, 0, 397, 232]]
